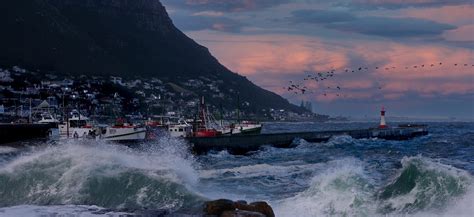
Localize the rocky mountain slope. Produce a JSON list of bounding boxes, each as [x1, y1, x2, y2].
[[0, 0, 303, 112]]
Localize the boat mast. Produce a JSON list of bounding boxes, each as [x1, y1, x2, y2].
[[29, 98, 32, 123], [219, 103, 223, 128], [199, 96, 207, 130], [237, 95, 241, 124]]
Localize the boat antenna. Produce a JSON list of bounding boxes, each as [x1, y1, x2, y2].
[[219, 103, 223, 128], [237, 94, 241, 124]]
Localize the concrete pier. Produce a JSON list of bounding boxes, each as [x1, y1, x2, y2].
[[187, 125, 428, 154]]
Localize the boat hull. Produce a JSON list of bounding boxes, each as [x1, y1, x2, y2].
[[59, 124, 94, 139], [102, 127, 147, 141], [221, 124, 262, 135], [194, 130, 220, 138]]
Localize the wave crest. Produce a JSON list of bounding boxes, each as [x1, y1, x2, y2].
[[0, 138, 204, 211], [378, 156, 472, 214], [274, 156, 473, 217], [275, 158, 375, 217]]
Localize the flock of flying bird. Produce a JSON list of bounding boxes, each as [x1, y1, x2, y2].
[[284, 62, 474, 97]]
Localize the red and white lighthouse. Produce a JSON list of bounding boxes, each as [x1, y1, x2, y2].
[[379, 106, 387, 128]]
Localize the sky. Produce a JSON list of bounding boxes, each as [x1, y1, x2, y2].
[[161, 0, 474, 119]]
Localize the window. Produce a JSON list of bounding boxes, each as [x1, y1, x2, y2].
[[70, 120, 87, 128]]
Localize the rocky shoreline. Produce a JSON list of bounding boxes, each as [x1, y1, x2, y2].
[[203, 199, 274, 217], [110, 199, 275, 217]]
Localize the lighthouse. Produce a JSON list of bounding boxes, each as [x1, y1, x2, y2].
[[379, 106, 387, 128]]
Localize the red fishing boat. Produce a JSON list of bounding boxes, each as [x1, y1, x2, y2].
[[193, 97, 221, 138]]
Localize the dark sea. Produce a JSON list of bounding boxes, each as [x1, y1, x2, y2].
[[0, 122, 473, 217]]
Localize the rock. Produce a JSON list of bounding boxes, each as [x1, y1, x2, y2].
[[203, 199, 274, 217], [204, 199, 236, 216], [234, 203, 255, 212], [235, 200, 248, 205], [249, 202, 275, 217], [221, 210, 266, 217]]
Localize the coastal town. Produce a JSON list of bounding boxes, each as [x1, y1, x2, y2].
[[0, 65, 427, 150], [0, 66, 331, 125]]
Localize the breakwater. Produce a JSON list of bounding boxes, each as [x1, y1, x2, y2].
[[187, 125, 428, 154]]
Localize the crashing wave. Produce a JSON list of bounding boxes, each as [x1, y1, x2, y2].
[[324, 135, 355, 146], [0, 138, 205, 211], [274, 156, 473, 217], [275, 158, 376, 217], [377, 156, 472, 215]]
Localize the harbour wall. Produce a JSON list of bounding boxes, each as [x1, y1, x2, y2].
[[187, 125, 428, 154]]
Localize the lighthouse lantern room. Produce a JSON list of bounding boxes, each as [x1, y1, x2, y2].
[[379, 106, 387, 128]]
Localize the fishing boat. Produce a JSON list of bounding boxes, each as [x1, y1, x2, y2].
[[168, 119, 193, 138], [59, 112, 146, 142], [99, 118, 146, 142], [221, 121, 263, 135], [58, 110, 95, 139], [36, 112, 60, 126], [145, 115, 175, 129], [193, 97, 221, 138]]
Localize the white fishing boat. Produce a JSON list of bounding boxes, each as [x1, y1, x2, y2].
[[37, 112, 60, 125], [59, 110, 95, 139], [36, 112, 61, 138], [221, 121, 263, 135], [99, 118, 146, 142], [59, 113, 146, 142], [167, 119, 193, 138]]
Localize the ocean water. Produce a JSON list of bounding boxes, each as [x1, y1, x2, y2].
[[0, 122, 473, 217]]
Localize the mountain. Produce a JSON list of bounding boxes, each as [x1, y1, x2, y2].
[[0, 0, 304, 112]]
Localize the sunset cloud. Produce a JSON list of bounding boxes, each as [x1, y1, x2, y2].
[[348, 0, 471, 9], [289, 9, 356, 24], [170, 11, 243, 32], [326, 17, 456, 38], [188, 31, 473, 101], [163, 0, 289, 12], [400, 4, 474, 25], [443, 24, 474, 42], [162, 0, 474, 117]]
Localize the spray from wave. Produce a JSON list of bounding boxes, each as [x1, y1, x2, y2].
[[275, 158, 375, 217], [274, 156, 473, 217], [0, 137, 205, 211], [378, 156, 472, 215]]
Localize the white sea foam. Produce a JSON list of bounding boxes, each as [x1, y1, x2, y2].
[[274, 158, 376, 217], [273, 156, 474, 217], [0, 205, 129, 217], [0, 137, 202, 210], [440, 186, 474, 217], [291, 135, 356, 148], [323, 135, 355, 146], [0, 146, 17, 154], [199, 162, 321, 179]]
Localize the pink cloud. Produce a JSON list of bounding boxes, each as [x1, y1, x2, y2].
[[355, 0, 471, 8], [361, 43, 474, 79], [397, 4, 474, 42], [400, 5, 474, 26], [186, 31, 474, 103], [193, 11, 224, 17], [443, 24, 474, 42], [191, 34, 349, 75]]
